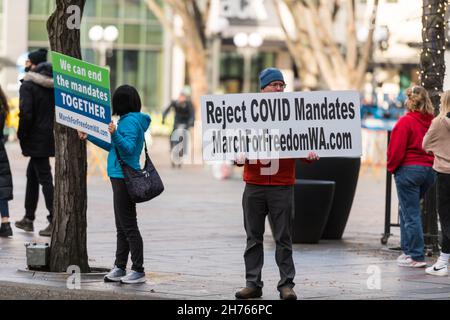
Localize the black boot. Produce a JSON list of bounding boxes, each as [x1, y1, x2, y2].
[[0, 222, 13, 237], [15, 217, 34, 232]]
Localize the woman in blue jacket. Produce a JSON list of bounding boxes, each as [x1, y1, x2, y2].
[[78, 85, 150, 284]]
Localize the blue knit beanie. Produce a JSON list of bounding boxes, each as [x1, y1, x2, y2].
[[259, 67, 284, 89]]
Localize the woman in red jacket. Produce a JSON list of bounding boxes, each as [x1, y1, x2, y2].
[[387, 85, 435, 268]]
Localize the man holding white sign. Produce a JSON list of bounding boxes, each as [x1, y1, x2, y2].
[[235, 68, 319, 300], [201, 67, 362, 299]]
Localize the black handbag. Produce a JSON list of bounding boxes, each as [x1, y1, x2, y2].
[[115, 141, 164, 203]]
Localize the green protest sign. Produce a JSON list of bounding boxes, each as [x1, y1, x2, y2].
[[51, 51, 112, 143]]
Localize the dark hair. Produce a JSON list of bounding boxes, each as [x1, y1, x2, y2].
[[112, 85, 142, 116], [0, 86, 9, 116]]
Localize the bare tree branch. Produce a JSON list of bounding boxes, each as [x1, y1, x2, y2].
[[278, 0, 379, 90], [354, 0, 379, 88], [304, 0, 348, 77], [146, 0, 187, 51], [346, 0, 357, 70]]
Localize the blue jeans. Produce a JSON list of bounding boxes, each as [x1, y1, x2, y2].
[[394, 165, 436, 261], [0, 200, 9, 218]]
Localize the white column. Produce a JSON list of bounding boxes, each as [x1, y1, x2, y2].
[[1, 0, 29, 98]]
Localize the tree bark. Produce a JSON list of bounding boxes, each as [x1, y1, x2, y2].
[[420, 0, 446, 254], [47, 0, 89, 273]]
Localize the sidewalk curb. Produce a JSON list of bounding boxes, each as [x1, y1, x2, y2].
[[0, 280, 168, 300]]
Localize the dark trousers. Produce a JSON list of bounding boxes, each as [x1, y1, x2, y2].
[[437, 172, 450, 254], [25, 157, 54, 223], [111, 178, 144, 273], [0, 200, 9, 218], [242, 183, 295, 291]]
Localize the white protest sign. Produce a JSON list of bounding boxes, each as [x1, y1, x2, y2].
[[201, 90, 362, 161]]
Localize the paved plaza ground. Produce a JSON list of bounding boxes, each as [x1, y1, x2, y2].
[[0, 136, 449, 301]]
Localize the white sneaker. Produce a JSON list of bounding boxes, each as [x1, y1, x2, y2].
[[397, 253, 411, 264], [398, 257, 427, 268], [426, 262, 448, 276], [104, 266, 126, 282], [120, 270, 146, 284]]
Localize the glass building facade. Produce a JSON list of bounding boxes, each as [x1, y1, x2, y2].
[[219, 51, 276, 93], [27, 0, 164, 111], [0, 1, 3, 48]]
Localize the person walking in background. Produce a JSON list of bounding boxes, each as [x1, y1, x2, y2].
[[234, 68, 319, 300], [0, 86, 13, 237], [78, 85, 150, 284], [422, 90, 450, 276], [15, 48, 55, 237], [387, 85, 435, 268], [161, 88, 194, 167]]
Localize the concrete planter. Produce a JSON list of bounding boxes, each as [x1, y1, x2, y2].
[[292, 179, 335, 244]]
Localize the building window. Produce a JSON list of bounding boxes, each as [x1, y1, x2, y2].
[[146, 25, 163, 45], [29, 0, 50, 15], [144, 50, 163, 110], [123, 50, 138, 87], [27, 0, 164, 110], [84, 1, 97, 17], [124, 24, 141, 44], [28, 19, 49, 42], [220, 51, 277, 93], [123, 0, 142, 19], [100, 0, 120, 18]]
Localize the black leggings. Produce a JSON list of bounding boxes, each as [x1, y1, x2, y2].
[[25, 157, 54, 223], [111, 178, 144, 273], [437, 172, 450, 254]]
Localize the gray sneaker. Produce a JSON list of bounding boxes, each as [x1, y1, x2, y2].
[[120, 271, 146, 284], [104, 266, 126, 282]]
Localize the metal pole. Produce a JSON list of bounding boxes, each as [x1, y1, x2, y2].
[[382, 130, 392, 245]]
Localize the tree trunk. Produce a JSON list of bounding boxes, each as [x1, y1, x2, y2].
[[420, 0, 446, 254], [186, 48, 207, 121], [47, 0, 89, 273]]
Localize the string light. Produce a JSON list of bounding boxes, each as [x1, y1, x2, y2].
[[420, 1, 447, 99]]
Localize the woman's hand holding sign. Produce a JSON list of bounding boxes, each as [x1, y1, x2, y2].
[[306, 152, 320, 161], [108, 121, 116, 134], [77, 130, 87, 140]]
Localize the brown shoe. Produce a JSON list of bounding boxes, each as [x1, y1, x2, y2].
[[279, 287, 297, 300], [38, 223, 53, 237], [235, 287, 262, 299]]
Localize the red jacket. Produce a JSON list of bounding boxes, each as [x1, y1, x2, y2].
[[387, 111, 434, 173], [242, 159, 296, 185]]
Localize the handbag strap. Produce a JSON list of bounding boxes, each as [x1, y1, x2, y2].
[[114, 139, 148, 164]]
